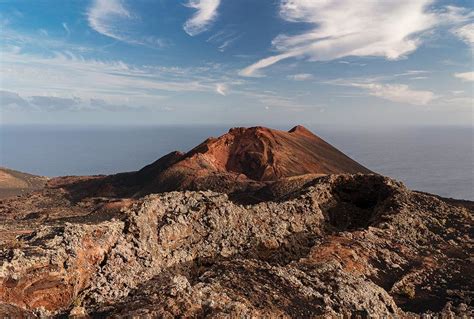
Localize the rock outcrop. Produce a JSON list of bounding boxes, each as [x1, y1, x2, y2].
[[0, 174, 472, 317]]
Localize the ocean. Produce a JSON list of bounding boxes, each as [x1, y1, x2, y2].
[[1, 125, 473, 200]]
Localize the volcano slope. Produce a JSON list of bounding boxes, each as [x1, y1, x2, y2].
[[47, 125, 372, 202], [0, 168, 48, 199], [0, 126, 472, 318]]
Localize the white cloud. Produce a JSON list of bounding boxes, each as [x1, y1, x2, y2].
[[394, 70, 429, 77], [453, 23, 474, 45], [87, 0, 132, 42], [352, 83, 435, 105], [183, 0, 220, 36], [207, 29, 241, 52], [0, 90, 152, 112], [454, 71, 474, 81], [239, 52, 295, 77], [1, 51, 232, 109], [216, 83, 228, 96], [441, 6, 474, 25], [287, 73, 314, 81], [337, 61, 366, 66], [139, 36, 171, 49], [2, 27, 96, 54], [86, 0, 167, 48], [240, 1, 473, 77]]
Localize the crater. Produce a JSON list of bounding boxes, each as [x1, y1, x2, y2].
[[320, 176, 395, 231]]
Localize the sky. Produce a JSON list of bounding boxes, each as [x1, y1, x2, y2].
[[0, 0, 473, 127]]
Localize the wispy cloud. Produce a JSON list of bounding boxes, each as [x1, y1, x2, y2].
[[337, 61, 367, 67], [0, 90, 152, 112], [452, 23, 474, 46], [352, 83, 436, 105], [87, 0, 132, 41], [207, 29, 241, 52], [215, 83, 228, 96], [240, 52, 294, 77], [240, 1, 473, 77], [62, 22, 70, 36], [86, 0, 167, 48], [1, 50, 237, 110], [287, 73, 314, 81], [440, 96, 473, 110], [236, 89, 319, 111], [38, 28, 49, 36], [394, 70, 430, 77], [183, 0, 221, 36], [435, 87, 473, 109], [392, 70, 430, 81], [2, 26, 97, 54], [454, 71, 474, 81]]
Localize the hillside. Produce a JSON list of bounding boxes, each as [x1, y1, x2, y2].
[[0, 167, 48, 199], [48, 125, 372, 201], [0, 126, 472, 318]]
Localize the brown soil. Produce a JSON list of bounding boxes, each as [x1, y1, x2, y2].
[[0, 168, 48, 199]]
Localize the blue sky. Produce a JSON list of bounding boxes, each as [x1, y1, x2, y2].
[[0, 0, 473, 126]]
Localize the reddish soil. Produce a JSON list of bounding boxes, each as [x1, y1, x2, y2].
[[47, 126, 372, 201]]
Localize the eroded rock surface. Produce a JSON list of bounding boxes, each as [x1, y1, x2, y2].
[[0, 174, 472, 317]]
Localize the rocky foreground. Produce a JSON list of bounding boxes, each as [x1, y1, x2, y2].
[[0, 126, 472, 318]]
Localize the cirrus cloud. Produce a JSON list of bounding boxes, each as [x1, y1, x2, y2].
[[240, 1, 473, 77], [352, 83, 435, 105], [86, 0, 167, 48], [87, 0, 132, 42], [183, 0, 221, 36], [453, 23, 474, 45], [288, 73, 314, 81], [0, 90, 154, 112]]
